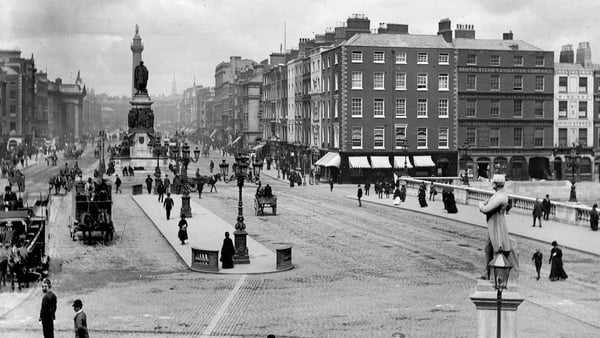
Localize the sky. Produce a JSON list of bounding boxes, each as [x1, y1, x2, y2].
[[2, 0, 600, 97]]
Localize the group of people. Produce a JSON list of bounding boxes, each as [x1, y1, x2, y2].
[[531, 194, 552, 227], [39, 278, 89, 338]]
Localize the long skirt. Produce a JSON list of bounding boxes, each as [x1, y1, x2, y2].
[[178, 229, 188, 242]]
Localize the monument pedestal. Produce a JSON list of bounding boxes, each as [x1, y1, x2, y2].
[[180, 193, 192, 218], [233, 230, 250, 264], [469, 279, 523, 338]]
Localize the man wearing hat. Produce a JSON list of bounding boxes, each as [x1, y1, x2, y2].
[[39, 278, 57, 338], [478, 174, 519, 279], [72, 299, 89, 338]]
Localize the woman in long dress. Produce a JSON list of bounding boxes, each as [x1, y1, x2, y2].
[[220, 232, 236, 269], [177, 215, 188, 245], [549, 241, 568, 281]]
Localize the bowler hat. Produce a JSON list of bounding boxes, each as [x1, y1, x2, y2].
[[72, 299, 83, 308]]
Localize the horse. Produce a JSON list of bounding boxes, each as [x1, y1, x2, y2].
[[49, 175, 66, 195], [197, 173, 221, 193]]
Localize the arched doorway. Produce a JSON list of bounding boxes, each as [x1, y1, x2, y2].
[[595, 157, 600, 181], [580, 157, 592, 181], [476, 157, 491, 180], [528, 157, 550, 180], [509, 156, 527, 181], [436, 156, 450, 176], [493, 157, 508, 176], [459, 156, 473, 180], [553, 157, 562, 180]]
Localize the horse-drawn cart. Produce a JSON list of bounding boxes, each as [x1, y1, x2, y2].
[[254, 195, 277, 216], [69, 179, 114, 244], [64, 149, 83, 159]]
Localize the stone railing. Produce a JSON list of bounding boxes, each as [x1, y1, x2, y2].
[[190, 247, 219, 272], [402, 177, 589, 228]]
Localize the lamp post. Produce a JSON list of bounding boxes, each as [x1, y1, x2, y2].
[[179, 142, 200, 217], [566, 145, 580, 203], [233, 153, 250, 264], [459, 140, 472, 186], [219, 159, 232, 183], [400, 138, 409, 176], [488, 252, 513, 338]]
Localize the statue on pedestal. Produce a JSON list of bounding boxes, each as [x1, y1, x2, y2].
[[134, 61, 149, 94]]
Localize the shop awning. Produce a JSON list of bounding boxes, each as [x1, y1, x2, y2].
[[412, 155, 436, 167], [348, 156, 371, 169], [252, 144, 264, 152], [394, 156, 413, 169], [209, 129, 217, 138], [230, 136, 241, 145], [314, 152, 341, 168], [370, 156, 392, 169]]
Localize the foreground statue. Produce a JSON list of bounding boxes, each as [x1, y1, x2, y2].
[[478, 174, 519, 280], [134, 61, 149, 94]]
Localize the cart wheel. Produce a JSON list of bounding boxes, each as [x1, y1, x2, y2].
[[254, 199, 259, 216]]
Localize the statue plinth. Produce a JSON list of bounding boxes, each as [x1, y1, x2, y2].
[[469, 279, 523, 338]]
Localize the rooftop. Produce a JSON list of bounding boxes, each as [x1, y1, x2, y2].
[[453, 38, 545, 51], [344, 33, 452, 49]]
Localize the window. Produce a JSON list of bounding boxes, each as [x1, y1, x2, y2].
[[579, 77, 588, 93], [374, 127, 385, 149], [513, 75, 523, 91], [466, 128, 476, 145], [513, 127, 523, 147], [579, 101, 588, 118], [334, 73, 339, 91], [535, 76, 544, 91], [417, 127, 428, 148], [395, 98, 406, 118], [490, 75, 500, 90], [373, 51, 384, 63], [352, 126, 363, 148], [352, 51, 363, 63], [374, 98, 385, 118], [438, 99, 449, 118], [9, 91, 16, 100], [513, 100, 522, 117], [438, 127, 448, 148], [352, 71, 363, 89], [334, 54, 338, 64], [417, 99, 428, 117], [9, 105, 16, 115], [351, 98, 362, 117], [395, 72, 406, 90], [490, 128, 499, 147], [9, 122, 16, 131], [558, 128, 568, 146], [417, 73, 428, 90], [438, 74, 449, 91], [467, 54, 477, 65], [559, 77, 567, 92], [513, 55, 523, 66], [396, 51, 407, 64], [579, 128, 587, 146], [535, 101, 544, 117], [373, 72, 385, 90], [558, 101, 567, 118], [490, 100, 500, 117], [535, 56, 545, 67], [466, 99, 476, 117], [466, 74, 476, 90], [334, 99, 339, 118], [534, 128, 544, 147], [490, 55, 500, 66], [417, 52, 428, 64], [395, 125, 407, 148], [438, 53, 449, 64]]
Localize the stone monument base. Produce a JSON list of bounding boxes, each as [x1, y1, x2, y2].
[[469, 279, 523, 338], [113, 156, 169, 176]]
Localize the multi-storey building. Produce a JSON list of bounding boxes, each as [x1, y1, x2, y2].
[[454, 25, 554, 181], [34, 71, 49, 139], [0, 50, 35, 142], [47, 77, 86, 143]]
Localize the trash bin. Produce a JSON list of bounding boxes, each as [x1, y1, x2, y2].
[[132, 184, 143, 195], [276, 244, 293, 271]]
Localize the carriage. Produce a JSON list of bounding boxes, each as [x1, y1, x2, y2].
[[8, 174, 25, 192], [69, 179, 114, 244], [64, 148, 83, 159], [254, 195, 277, 216]]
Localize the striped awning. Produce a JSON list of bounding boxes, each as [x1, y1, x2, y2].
[[209, 129, 217, 138], [370, 156, 392, 169], [413, 155, 436, 167], [394, 156, 413, 169], [230, 136, 241, 145], [314, 152, 341, 168], [348, 156, 371, 169]]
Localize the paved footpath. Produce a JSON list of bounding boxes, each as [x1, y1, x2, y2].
[[132, 194, 282, 274]]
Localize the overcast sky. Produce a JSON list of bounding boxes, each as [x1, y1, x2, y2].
[[2, 0, 599, 96]]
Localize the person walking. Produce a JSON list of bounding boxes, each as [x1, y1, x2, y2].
[[590, 203, 599, 231], [220, 231, 235, 269], [157, 181, 165, 203], [72, 299, 89, 338], [163, 175, 171, 194], [531, 248, 543, 281], [417, 183, 428, 207], [428, 183, 437, 201], [328, 177, 334, 192], [209, 160, 214, 173], [357, 184, 363, 207], [163, 193, 174, 220], [178, 215, 188, 245], [532, 198, 543, 227], [114, 174, 121, 194], [549, 241, 568, 281], [542, 194, 551, 220], [39, 278, 57, 338], [364, 182, 370, 196], [145, 175, 153, 194]]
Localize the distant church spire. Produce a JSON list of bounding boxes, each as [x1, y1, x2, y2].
[[171, 74, 177, 95], [75, 70, 82, 86]]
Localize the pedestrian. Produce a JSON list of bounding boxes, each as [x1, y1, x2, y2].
[[418, 183, 428, 207], [39, 278, 57, 338], [145, 175, 153, 194], [445, 188, 458, 214], [364, 182, 370, 196], [163, 193, 174, 220], [198, 181, 205, 199], [115, 174, 122, 194], [210, 160, 214, 173], [122, 166, 128, 177], [157, 181, 165, 203], [357, 184, 363, 207], [532, 198, 543, 227], [590, 203, 599, 231], [72, 299, 89, 338], [220, 231, 235, 269], [178, 215, 188, 245], [542, 194, 551, 220], [128, 165, 134, 176], [428, 183, 437, 201], [532, 248, 543, 281], [163, 175, 171, 194], [549, 240, 568, 281], [328, 177, 334, 192]]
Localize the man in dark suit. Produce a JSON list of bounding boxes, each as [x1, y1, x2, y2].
[[542, 194, 551, 220], [72, 299, 89, 338], [39, 278, 57, 338], [163, 193, 174, 220], [145, 175, 153, 194]]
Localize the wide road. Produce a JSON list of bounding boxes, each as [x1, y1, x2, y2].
[[0, 145, 599, 337]]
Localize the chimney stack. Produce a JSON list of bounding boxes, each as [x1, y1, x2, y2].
[[503, 31, 513, 40], [437, 18, 452, 42], [576, 42, 593, 68], [455, 24, 475, 39], [559, 44, 574, 64]]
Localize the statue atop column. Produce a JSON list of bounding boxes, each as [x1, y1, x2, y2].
[[134, 61, 149, 94]]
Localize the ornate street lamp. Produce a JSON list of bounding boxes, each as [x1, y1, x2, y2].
[[193, 147, 201, 161], [233, 153, 250, 264], [400, 138, 409, 176], [252, 158, 263, 181], [566, 145, 580, 203], [459, 140, 472, 186], [219, 159, 232, 183], [180, 142, 193, 217], [488, 252, 513, 338]]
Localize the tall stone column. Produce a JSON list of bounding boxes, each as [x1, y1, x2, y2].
[[131, 25, 144, 97]]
